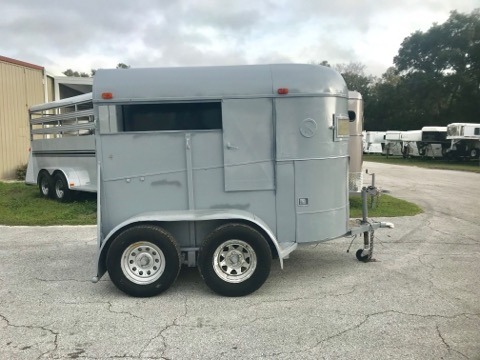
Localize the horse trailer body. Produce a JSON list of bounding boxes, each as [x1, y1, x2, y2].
[[28, 64, 389, 297]]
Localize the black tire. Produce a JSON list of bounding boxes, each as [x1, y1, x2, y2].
[[38, 171, 53, 198], [470, 148, 479, 159], [356, 249, 371, 262], [53, 173, 72, 202], [106, 225, 181, 297], [198, 223, 272, 297]]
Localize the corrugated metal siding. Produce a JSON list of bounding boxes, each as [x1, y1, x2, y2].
[[0, 60, 45, 179]]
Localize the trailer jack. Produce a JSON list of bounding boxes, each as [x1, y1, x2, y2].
[[347, 186, 394, 262]]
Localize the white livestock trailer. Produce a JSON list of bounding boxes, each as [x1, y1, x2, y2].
[[383, 131, 403, 157], [25, 94, 96, 201], [363, 131, 385, 154], [446, 123, 480, 159], [418, 126, 448, 158], [400, 130, 422, 158]]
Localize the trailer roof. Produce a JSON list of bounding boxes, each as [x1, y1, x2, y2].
[[29, 93, 92, 112], [348, 90, 362, 100], [421, 126, 447, 132], [92, 64, 348, 103], [447, 123, 480, 127]]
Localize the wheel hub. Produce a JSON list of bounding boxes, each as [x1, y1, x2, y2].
[[121, 243, 165, 285], [227, 250, 243, 268], [136, 252, 153, 268], [212, 240, 257, 283]]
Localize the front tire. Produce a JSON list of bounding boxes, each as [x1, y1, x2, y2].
[[198, 223, 272, 297], [38, 171, 52, 198], [106, 225, 181, 297]]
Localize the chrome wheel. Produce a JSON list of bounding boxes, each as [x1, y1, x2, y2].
[[121, 242, 165, 285], [40, 177, 50, 196], [212, 239, 257, 283], [55, 179, 65, 199]]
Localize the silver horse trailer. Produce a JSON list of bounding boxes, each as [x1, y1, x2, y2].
[[25, 94, 96, 201], [347, 91, 364, 193], [91, 64, 392, 297]]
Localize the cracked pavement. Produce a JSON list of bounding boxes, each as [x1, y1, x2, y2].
[[0, 162, 479, 359]]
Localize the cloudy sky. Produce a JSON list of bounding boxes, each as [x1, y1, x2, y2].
[[1, 0, 479, 77]]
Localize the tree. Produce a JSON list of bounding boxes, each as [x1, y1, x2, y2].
[[393, 9, 480, 125], [116, 63, 130, 69], [62, 69, 90, 77]]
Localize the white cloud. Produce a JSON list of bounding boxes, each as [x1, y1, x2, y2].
[[0, 0, 478, 76]]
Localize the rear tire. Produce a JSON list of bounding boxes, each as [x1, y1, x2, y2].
[[198, 223, 272, 297], [470, 148, 479, 159], [53, 173, 72, 202], [106, 225, 181, 297], [38, 171, 52, 198]]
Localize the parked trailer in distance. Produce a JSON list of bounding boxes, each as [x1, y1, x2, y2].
[[25, 94, 96, 201], [446, 123, 480, 159], [347, 91, 363, 193], [91, 64, 392, 297], [400, 130, 422, 158], [383, 131, 403, 157], [363, 131, 385, 154], [419, 126, 448, 158]]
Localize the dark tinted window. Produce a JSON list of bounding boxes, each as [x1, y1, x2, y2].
[[123, 102, 222, 132], [475, 128, 480, 135]]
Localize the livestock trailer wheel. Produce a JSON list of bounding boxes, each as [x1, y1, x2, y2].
[[53, 173, 72, 202], [356, 249, 371, 262], [38, 171, 52, 198], [106, 225, 181, 297], [198, 223, 272, 297], [470, 148, 479, 159]]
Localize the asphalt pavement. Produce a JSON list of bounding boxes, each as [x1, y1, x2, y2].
[[0, 161, 479, 359]]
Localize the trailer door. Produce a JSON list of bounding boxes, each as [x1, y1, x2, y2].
[[222, 98, 274, 191]]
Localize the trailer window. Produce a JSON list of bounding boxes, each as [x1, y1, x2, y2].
[[475, 128, 480, 136], [122, 102, 222, 132]]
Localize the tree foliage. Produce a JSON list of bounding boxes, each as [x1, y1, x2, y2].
[[62, 69, 90, 78], [62, 63, 131, 78], [368, 9, 480, 130]]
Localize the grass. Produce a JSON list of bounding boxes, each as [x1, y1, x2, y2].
[[0, 181, 421, 226], [364, 154, 480, 173], [0, 182, 96, 226], [349, 193, 423, 218]]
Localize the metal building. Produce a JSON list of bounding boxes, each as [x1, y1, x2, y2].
[[0, 55, 93, 179], [0, 56, 46, 179]]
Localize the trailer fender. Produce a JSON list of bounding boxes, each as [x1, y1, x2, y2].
[[52, 168, 92, 189], [93, 210, 293, 282]]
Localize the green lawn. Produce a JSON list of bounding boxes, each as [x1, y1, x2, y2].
[[349, 193, 423, 218], [364, 154, 480, 173], [0, 182, 96, 226], [0, 181, 421, 226]]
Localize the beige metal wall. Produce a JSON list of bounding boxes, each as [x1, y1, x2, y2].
[[0, 58, 45, 179]]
